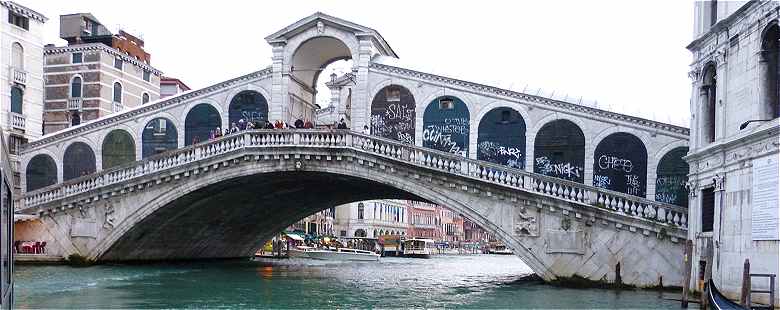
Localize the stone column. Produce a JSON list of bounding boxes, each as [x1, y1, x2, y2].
[[269, 43, 286, 123], [351, 37, 373, 130]]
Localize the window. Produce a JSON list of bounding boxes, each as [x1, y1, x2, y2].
[[113, 82, 122, 103], [71, 112, 81, 126], [142, 93, 150, 104], [71, 76, 82, 98], [386, 87, 401, 102], [156, 118, 167, 134], [72, 52, 83, 64], [357, 203, 364, 220], [701, 187, 715, 232], [143, 70, 151, 82], [11, 43, 23, 70], [7, 135, 26, 155], [10, 87, 23, 114], [439, 97, 454, 110], [8, 12, 29, 30], [114, 57, 123, 70]]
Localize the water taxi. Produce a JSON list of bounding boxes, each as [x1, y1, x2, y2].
[[402, 238, 436, 258]]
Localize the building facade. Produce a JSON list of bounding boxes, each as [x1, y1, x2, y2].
[[1, 1, 46, 158], [333, 200, 408, 238], [43, 13, 161, 134], [160, 76, 190, 99], [686, 0, 779, 306], [288, 207, 334, 236]]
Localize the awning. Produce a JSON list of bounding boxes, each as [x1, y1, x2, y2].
[[14, 214, 38, 223], [284, 232, 304, 241]]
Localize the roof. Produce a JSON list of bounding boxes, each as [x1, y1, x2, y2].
[[44, 43, 163, 75], [161, 76, 191, 91], [265, 12, 398, 58], [1, 1, 47, 23], [60, 12, 101, 25]]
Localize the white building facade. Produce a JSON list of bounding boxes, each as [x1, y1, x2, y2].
[[686, 0, 779, 306], [333, 200, 408, 238]]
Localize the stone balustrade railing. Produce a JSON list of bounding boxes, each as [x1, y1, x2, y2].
[[20, 129, 688, 230], [8, 112, 25, 130], [67, 98, 82, 111], [9, 67, 26, 85]]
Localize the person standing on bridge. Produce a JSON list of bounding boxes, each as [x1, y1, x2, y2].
[[337, 118, 348, 129], [362, 125, 370, 135]]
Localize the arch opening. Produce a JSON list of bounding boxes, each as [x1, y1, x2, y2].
[[533, 119, 585, 183], [655, 147, 689, 207], [592, 132, 647, 197], [102, 130, 136, 170], [290, 37, 353, 123], [422, 96, 470, 156], [477, 107, 526, 168], [370, 85, 415, 144], [229, 91, 269, 128], [63, 142, 96, 181], [760, 22, 779, 119], [143, 118, 178, 158], [700, 64, 717, 143], [25, 154, 57, 191], [185, 104, 221, 146]]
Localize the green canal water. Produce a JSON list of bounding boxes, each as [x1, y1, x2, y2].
[[14, 255, 684, 309]]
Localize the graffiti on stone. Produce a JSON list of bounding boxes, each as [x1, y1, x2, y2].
[[592, 132, 647, 197], [655, 147, 690, 207], [533, 119, 585, 183], [593, 175, 611, 188], [423, 96, 470, 156], [535, 156, 582, 180], [371, 85, 415, 144], [598, 155, 634, 173], [477, 107, 526, 168]]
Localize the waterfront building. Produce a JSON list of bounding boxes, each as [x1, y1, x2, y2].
[[440, 208, 464, 243], [288, 207, 335, 237], [408, 201, 440, 239], [42, 13, 162, 134], [463, 218, 495, 243], [1, 1, 46, 162], [160, 76, 190, 99], [685, 0, 779, 306], [333, 200, 408, 238]]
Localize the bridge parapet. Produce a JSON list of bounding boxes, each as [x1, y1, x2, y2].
[[19, 129, 687, 232]]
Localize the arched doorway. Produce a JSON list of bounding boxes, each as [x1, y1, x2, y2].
[[592, 132, 647, 197], [26, 154, 57, 191], [229, 91, 268, 127], [477, 107, 526, 168], [63, 142, 96, 181], [533, 120, 585, 183], [422, 96, 470, 156], [655, 147, 689, 207], [185, 104, 220, 145], [370, 85, 415, 144], [102, 130, 136, 169], [143, 118, 178, 158]]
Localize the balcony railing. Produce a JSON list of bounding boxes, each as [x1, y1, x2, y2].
[[68, 97, 82, 111], [112, 102, 123, 113], [9, 67, 26, 86], [8, 112, 25, 130]]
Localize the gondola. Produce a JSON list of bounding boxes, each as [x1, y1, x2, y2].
[[707, 279, 749, 310]]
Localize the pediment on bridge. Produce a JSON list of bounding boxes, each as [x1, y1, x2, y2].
[[264, 12, 398, 58]]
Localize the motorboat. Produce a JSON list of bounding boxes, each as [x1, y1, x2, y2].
[[487, 243, 513, 255], [301, 247, 380, 261], [402, 238, 436, 258], [707, 279, 748, 310]]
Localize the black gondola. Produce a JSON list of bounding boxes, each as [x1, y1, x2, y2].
[[707, 279, 749, 310]]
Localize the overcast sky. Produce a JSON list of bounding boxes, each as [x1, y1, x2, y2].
[[27, 0, 695, 127]]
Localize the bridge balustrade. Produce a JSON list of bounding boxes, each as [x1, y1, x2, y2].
[[20, 129, 687, 230]]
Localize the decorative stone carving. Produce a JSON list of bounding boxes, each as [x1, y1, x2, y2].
[[688, 67, 701, 82], [514, 205, 538, 237], [104, 203, 116, 229], [712, 173, 725, 191], [685, 180, 698, 197], [317, 21, 324, 34]]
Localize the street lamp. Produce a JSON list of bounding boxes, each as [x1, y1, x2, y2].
[[739, 119, 774, 130]]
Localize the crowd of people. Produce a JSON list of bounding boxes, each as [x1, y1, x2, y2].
[[194, 117, 353, 145]]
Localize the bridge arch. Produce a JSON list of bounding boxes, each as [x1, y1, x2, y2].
[[88, 158, 551, 280], [184, 103, 222, 146], [422, 95, 471, 156], [533, 119, 586, 183], [228, 90, 269, 127], [25, 154, 58, 191], [476, 107, 527, 169], [369, 84, 416, 144], [592, 132, 648, 197], [655, 146, 689, 207], [62, 141, 96, 181], [101, 129, 136, 170]]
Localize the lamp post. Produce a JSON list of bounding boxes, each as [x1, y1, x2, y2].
[[739, 119, 774, 130]]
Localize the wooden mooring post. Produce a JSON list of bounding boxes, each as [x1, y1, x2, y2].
[[740, 259, 750, 308], [681, 240, 693, 308]]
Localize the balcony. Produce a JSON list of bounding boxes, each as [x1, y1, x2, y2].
[[68, 97, 82, 111], [112, 102, 123, 113], [8, 112, 25, 130], [9, 67, 26, 86]]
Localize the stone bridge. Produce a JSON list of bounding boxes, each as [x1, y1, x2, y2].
[[15, 13, 692, 287]]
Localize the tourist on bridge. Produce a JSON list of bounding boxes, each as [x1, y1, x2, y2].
[[264, 121, 274, 129], [214, 127, 222, 138], [362, 125, 369, 135], [294, 118, 304, 128], [274, 120, 284, 129], [229, 123, 238, 133], [337, 118, 348, 129], [304, 119, 314, 129], [238, 119, 246, 130]]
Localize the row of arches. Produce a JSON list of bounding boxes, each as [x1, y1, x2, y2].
[[25, 90, 269, 192], [370, 85, 689, 206]]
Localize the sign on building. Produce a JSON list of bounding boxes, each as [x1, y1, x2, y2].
[[751, 154, 779, 240]]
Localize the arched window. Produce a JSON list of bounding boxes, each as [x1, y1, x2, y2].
[[760, 22, 779, 119], [700, 64, 717, 143], [10, 87, 23, 114], [142, 118, 177, 158], [102, 130, 136, 169], [63, 142, 96, 181], [370, 85, 416, 144], [113, 82, 122, 103], [477, 107, 526, 168], [11, 42, 23, 70], [357, 202, 364, 220], [184, 104, 220, 146], [142, 93, 150, 104], [25, 154, 57, 191], [354, 229, 366, 238], [593, 132, 648, 197], [533, 119, 586, 183], [71, 76, 82, 98], [229, 91, 268, 126], [423, 96, 470, 156]]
